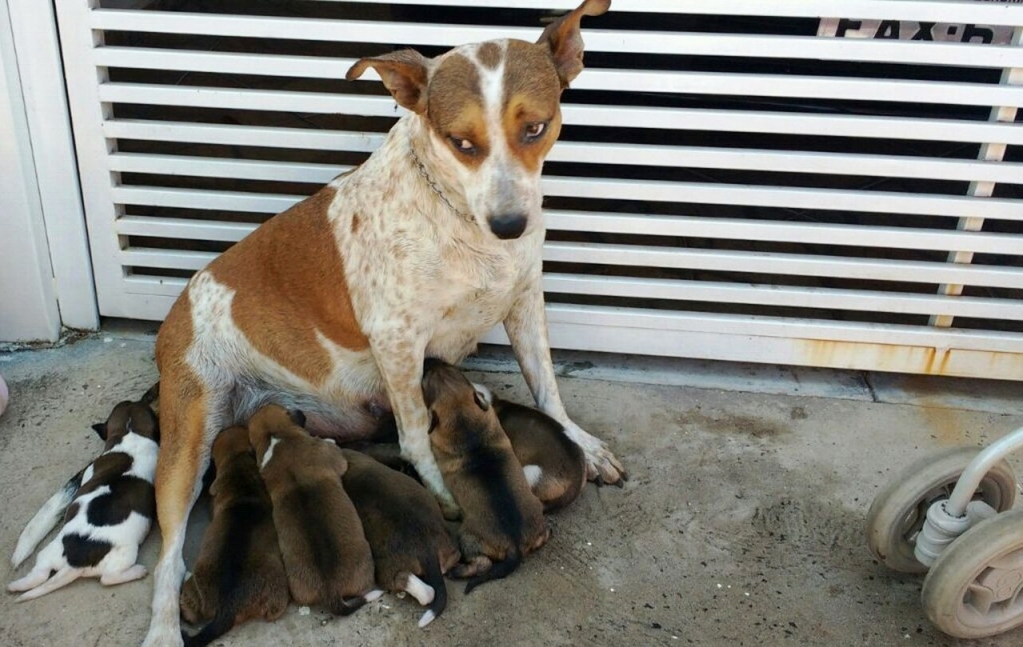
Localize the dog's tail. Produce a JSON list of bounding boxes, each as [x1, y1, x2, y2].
[[327, 588, 382, 616], [463, 549, 522, 595], [181, 607, 235, 647], [11, 466, 85, 567], [14, 565, 83, 601], [418, 553, 448, 628], [140, 381, 160, 406]]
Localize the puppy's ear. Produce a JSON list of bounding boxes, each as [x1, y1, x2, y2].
[[91, 423, 108, 441], [289, 408, 307, 428], [472, 384, 492, 412], [346, 49, 432, 114], [428, 410, 440, 435], [536, 0, 610, 88]]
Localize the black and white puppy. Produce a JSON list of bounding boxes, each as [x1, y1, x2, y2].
[[8, 396, 160, 600]]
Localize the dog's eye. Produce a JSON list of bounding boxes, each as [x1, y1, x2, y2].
[[523, 121, 547, 142], [449, 136, 477, 155]]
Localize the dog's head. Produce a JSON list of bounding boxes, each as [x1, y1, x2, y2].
[[347, 0, 609, 241], [212, 425, 253, 468], [247, 403, 307, 465], [421, 359, 503, 457], [93, 399, 160, 448]]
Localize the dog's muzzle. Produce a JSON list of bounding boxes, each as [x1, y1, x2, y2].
[[488, 213, 528, 240]]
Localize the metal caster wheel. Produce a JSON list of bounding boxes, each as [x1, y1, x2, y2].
[[922, 510, 1023, 639], [866, 447, 1017, 574]]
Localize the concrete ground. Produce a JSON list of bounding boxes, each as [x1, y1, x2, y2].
[[1, 329, 1021, 647]]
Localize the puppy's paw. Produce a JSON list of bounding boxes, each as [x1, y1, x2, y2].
[[562, 422, 628, 486], [439, 498, 463, 521]]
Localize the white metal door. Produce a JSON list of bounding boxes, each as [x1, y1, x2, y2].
[[54, 0, 1023, 378]]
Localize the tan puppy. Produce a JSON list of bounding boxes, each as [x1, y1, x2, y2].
[[340, 449, 460, 627], [248, 405, 379, 614], [477, 386, 587, 512], [179, 426, 289, 647], [421, 361, 549, 593]]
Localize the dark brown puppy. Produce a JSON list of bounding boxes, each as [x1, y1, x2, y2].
[[249, 404, 379, 615], [475, 385, 587, 512], [179, 426, 289, 647], [421, 360, 549, 593], [340, 449, 460, 627]]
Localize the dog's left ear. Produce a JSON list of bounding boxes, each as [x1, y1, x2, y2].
[[346, 49, 432, 115], [91, 423, 108, 441], [537, 0, 610, 88]]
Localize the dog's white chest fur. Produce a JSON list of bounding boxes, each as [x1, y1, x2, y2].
[[330, 120, 544, 363]]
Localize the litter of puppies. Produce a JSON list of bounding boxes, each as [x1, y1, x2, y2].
[[7, 362, 604, 642]]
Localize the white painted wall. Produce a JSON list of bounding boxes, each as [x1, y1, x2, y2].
[[0, 0, 99, 342], [0, 0, 60, 342]]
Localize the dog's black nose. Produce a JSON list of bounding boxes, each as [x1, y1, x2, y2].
[[488, 213, 527, 240]]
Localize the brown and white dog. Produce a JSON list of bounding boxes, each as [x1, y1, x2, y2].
[[248, 405, 380, 616], [477, 385, 587, 512], [9, 397, 159, 600], [422, 360, 549, 593], [339, 448, 460, 627], [179, 425, 289, 647], [144, 2, 622, 644]]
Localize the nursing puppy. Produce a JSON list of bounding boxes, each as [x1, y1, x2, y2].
[[8, 398, 159, 600], [249, 404, 379, 614], [340, 448, 460, 627], [477, 386, 587, 512], [179, 426, 289, 647], [421, 360, 549, 593]]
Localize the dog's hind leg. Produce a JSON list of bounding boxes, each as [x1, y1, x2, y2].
[[15, 565, 84, 601], [101, 563, 148, 586], [8, 539, 65, 592], [143, 369, 230, 647]]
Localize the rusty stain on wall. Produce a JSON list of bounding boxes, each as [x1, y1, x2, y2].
[[798, 339, 1023, 380]]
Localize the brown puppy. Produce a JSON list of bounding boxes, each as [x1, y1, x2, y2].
[[421, 360, 549, 593], [249, 405, 379, 615], [179, 426, 289, 647], [474, 385, 587, 512], [339, 449, 460, 627]]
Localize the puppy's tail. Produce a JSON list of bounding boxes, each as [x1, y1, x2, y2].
[[463, 549, 521, 595], [140, 381, 160, 405], [181, 608, 235, 647], [418, 553, 448, 628], [15, 565, 82, 601], [11, 466, 85, 567], [327, 589, 379, 616]]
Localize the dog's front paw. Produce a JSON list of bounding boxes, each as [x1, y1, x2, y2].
[[563, 422, 627, 487], [141, 623, 185, 647]]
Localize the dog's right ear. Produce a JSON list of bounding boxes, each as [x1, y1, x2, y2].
[[91, 423, 108, 441], [537, 0, 611, 88], [346, 49, 432, 115]]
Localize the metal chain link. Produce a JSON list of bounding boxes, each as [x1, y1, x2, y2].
[[408, 138, 475, 225]]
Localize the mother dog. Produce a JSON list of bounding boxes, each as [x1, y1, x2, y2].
[[144, 1, 622, 644]]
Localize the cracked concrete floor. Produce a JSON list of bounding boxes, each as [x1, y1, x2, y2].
[[1, 332, 1021, 646]]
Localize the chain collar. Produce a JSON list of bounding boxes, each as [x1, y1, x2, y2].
[[408, 137, 474, 225]]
